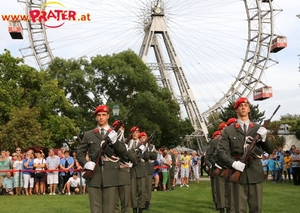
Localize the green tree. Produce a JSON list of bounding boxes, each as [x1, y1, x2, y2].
[[0, 50, 77, 151], [219, 101, 265, 123]]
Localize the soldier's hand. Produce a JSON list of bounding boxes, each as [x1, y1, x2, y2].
[[84, 161, 95, 171], [232, 161, 245, 172], [108, 130, 118, 144], [257, 127, 267, 142]]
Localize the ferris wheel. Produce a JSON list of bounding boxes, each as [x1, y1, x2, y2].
[[17, 0, 283, 122]]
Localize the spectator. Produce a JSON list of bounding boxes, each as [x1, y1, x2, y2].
[[5, 150, 12, 160], [261, 155, 269, 181], [22, 152, 34, 195], [191, 151, 200, 183], [200, 152, 208, 177], [34, 150, 46, 195], [59, 150, 74, 194], [179, 151, 190, 187], [274, 155, 283, 183], [289, 145, 296, 155], [152, 160, 160, 191], [284, 151, 291, 181], [15, 147, 22, 156], [2, 172, 14, 195], [13, 154, 24, 195], [160, 151, 171, 191], [0, 150, 12, 188], [63, 172, 80, 195], [46, 148, 60, 195], [291, 148, 300, 185], [268, 155, 275, 181]]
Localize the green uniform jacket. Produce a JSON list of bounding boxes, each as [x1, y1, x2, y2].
[[216, 122, 274, 184], [76, 127, 128, 188], [145, 144, 157, 175], [207, 137, 220, 167]]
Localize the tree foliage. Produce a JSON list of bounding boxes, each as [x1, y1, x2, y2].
[[0, 49, 195, 151]]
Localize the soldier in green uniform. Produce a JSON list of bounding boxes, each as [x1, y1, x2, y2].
[[206, 130, 220, 211], [208, 122, 227, 213], [216, 97, 274, 213], [128, 126, 148, 213], [77, 105, 128, 213], [139, 132, 156, 211], [113, 120, 137, 213]]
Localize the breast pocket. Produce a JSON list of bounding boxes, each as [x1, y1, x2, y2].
[[229, 135, 244, 153]]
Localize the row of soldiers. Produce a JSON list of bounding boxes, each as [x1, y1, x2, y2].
[[204, 97, 274, 213], [76, 105, 157, 213]]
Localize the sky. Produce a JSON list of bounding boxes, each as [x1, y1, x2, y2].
[[0, 0, 299, 122]]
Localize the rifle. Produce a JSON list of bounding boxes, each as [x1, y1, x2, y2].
[[82, 112, 130, 181], [212, 167, 222, 176], [219, 167, 231, 178], [230, 105, 280, 183]]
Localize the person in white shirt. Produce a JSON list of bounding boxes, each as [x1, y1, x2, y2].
[[63, 172, 80, 195], [33, 150, 46, 195]]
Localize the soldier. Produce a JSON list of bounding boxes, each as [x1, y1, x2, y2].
[[76, 105, 128, 213], [216, 97, 273, 213], [128, 126, 147, 213], [139, 132, 156, 211], [205, 130, 220, 211], [113, 120, 137, 213], [208, 122, 227, 213]]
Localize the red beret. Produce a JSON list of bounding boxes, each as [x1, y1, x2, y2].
[[212, 131, 221, 139], [130, 126, 140, 133], [234, 97, 249, 109], [112, 120, 124, 127], [226, 118, 236, 126], [218, 122, 226, 130], [139, 132, 147, 138], [94, 105, 109, 115]]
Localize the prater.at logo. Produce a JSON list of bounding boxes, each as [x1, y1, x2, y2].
[[1, 1, 91, 28]]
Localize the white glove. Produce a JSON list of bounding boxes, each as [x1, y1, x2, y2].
[[257, 127, 267, 142], [125, 143, 129, 151], [232, 161, 245, 172], [139, 144, 145, 151], [84, 161, 95, 171], [108, 130, 118, 144], [215, 163, 222, 169], [150, 145, 156, 152]]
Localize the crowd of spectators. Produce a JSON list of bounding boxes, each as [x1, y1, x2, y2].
[[0, 147, 86, 196], [261, 145, 300, 185]]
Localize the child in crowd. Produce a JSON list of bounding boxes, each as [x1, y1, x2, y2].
[[2, 172, 14, 195]]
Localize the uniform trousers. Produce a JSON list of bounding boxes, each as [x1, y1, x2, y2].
[[210, 176, 217, 208], [225, 179, 234, 213], [214, 175, 226, 209], [131, 170, 146, 209], [232, 182, 263, 213], [88, 186, 118, 213], [145, 174, 152, 202], [115, 184, 131, 213]]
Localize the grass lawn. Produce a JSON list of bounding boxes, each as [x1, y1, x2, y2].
[[1, 178, 299, 213]]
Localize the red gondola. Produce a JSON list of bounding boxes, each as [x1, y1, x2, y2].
[[270, 36, 287, 53], [253, 86, 273, 101], [8, 21, 23, 39]]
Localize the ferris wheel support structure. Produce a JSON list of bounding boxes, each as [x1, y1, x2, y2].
[[18, 0, 53, 70]]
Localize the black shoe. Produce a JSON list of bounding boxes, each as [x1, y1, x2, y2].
[[144, 201, 150, 211], [133, 208, 137, 213], [138, 208, 144, 213]]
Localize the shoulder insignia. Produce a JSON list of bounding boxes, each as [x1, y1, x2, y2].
[[250, 122, 254, 128], [235, 123, 240, 129], [94, 128, 98, 133]]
